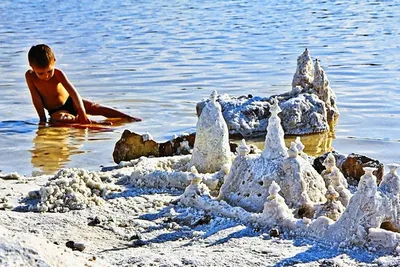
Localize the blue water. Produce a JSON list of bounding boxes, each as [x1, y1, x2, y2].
[[0, 0, 399, 175]]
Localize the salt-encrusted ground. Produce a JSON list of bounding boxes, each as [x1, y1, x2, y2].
[[1, 171, 399, 267]]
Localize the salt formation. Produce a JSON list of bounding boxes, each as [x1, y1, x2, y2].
[[292, 48, 314, 89], [314, 185, 345, 221], [324, 167, 399, 250], [188, 90, 232, 173], [294, 136, 308, 160], [182, 161, 400, 252], [28, 168, 119, 212], [257, 181, 296, 228], [379, 163, 399, 195], [292, 49, 339, 120], [379, 163, 400, 231], [180, 167, 211, 206], [181, 94, 400, 252], [196, 49, 339, 137], [321, 153, 351, 207], [125, 155, 226, 192], [313, 59, 339, 120], [219, 97, 326, 213], [261, 97, 287, 160]]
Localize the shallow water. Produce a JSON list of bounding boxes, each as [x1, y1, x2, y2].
[[0, 0, 399, 175]]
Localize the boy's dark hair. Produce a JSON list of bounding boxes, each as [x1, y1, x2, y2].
[[28, 44, 55, 68]]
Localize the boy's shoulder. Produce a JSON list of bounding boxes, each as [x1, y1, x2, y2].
[[25, 69, 35, 80], [25, 69, 34, 75], [54, 68, 65, 76]]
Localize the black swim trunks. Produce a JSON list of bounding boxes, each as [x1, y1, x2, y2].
[[48, 96, 78, 116]]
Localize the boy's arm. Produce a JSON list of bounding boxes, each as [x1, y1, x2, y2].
[[25, 71, 47, 124], [55, 69, 91, 124]]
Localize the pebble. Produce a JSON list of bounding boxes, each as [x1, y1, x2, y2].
[[66, 241, 86, 252], [269, 228, 280, 237], [88, 216, 101, 226]]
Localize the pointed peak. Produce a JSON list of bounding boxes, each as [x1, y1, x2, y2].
[[210, 90, 218, 102]]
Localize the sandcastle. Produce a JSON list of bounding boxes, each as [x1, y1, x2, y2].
[[108, 89, 400, 252], [180, 92, 400, 252], [188, 90, 232, 174], [24, 51, 400, 254]]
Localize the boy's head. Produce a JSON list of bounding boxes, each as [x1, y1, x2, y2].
[[28, 44, 56, 81], [28, 44, 56, 68]]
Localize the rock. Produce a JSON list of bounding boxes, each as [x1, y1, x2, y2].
[[314, 152, 384, 186], [0, 172, 22, 180], [113, 130, 163, 163], [113, 130, 196, 163], [66, 241, 86, 252], [88, 216, 101, 226], [269, 228, 280, 237], [313, 151, 346, 174], [73, 242, 86, 252], [131, 239, 147, 247], [129, 233, 142, 241], [197, 93, 329, 137], [113, 130, 241, 164], [196, 49, 339, 137], [341, 153, 384, 185]]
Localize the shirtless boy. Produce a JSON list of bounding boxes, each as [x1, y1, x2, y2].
[[25, 44, 142, 125]]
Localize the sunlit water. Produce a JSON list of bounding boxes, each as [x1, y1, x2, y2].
[[0, 0, 399, 175]]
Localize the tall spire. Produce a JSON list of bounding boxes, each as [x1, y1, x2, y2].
[[261, 97, 288, 159]]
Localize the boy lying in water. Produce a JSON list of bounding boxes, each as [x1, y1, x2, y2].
[[25, 44, 142, 125]]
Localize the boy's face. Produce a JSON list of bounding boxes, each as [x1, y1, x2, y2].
[[31, 62, 55, 81]]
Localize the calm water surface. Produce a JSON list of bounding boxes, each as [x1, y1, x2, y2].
[[0, 0, 399, 175]]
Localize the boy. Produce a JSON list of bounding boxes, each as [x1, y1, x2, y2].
[[25, 44, 142, 125]]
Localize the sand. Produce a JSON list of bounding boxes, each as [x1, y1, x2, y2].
[[1, 168, 399, 267]]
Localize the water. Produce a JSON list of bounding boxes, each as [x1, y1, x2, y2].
[[0, 0, 399, 175]]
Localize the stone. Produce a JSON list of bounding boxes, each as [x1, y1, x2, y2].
[[341, 153, 384, 185], [113, 130, 196, 163], [196, 92, 329, 137], [269, 228, 280, 237], [65, 241, 86, 252], [196, 49, 339, 137], [313, 151, 346, 174], [113, 130, 243, 164]]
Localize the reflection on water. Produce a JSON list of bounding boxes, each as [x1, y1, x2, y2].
[[234, 117, 338, 156], [233, 117, 338, 156], [237, 131, 335, 157], [30, 126, 87, 174]]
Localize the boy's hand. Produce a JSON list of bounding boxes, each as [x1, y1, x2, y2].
[[76, 113, 92, 124]]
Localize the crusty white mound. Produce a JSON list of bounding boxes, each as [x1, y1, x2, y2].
[[29, 168, 119, 213]]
